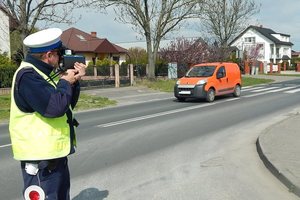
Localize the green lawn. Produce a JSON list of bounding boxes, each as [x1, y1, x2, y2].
[[74, 93, 117, 111], [0, 95, 11, 123], [0, 93, 116, 123]]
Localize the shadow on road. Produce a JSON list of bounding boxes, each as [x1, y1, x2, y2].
[[73, 188, 109, 200]]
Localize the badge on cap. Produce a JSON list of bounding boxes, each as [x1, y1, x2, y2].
[[23, 28, 63, 53]]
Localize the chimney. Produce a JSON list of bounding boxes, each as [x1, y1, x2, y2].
[[91, 32, 97, 38]]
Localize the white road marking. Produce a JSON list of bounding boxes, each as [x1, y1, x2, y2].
[[97, 103, 217, 127], [284, 88, 300, 94], [0, 144, 12, 148], [244, 86, 297, 98], [242, 86, 264, 91], [250, 87, 279, 92]]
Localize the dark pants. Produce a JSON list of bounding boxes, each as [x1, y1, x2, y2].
[[21, 157, 70, 200]]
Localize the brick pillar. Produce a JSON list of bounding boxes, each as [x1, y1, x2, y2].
[[296, 63, 300, 72], [283, 62, 287, 71], [278, 63, 281, 73], [244, 61, 250, 75], [269, 63, 273, 73]]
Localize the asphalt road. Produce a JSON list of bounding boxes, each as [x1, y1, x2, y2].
[[1, 80, 300, 199]]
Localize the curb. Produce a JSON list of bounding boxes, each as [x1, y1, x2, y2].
[[256, 137, 300, 197]]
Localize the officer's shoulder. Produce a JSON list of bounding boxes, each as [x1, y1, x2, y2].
[[16, 67, 39, 80], [19, 67, 35, 74]]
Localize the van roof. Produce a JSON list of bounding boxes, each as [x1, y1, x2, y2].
[[193, 62, 237, 66]]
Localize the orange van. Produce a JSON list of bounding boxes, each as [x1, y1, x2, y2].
[[174, 62, 242, 102]]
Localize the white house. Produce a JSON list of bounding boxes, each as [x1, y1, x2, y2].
[[0, 7, 11, 58], [230, 25, 293, 65]]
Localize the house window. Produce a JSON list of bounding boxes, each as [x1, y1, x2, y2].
[[244, 37, 255, 43], [113, 56, 120, 63]]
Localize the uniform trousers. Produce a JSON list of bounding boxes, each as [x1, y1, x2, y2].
[[21, 157, 70, 200]]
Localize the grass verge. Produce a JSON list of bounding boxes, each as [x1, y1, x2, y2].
[[0, 95, 11, 123], [0, 93, 116, 123]]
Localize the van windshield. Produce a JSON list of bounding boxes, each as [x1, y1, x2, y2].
[[185, 66, 216, 77]]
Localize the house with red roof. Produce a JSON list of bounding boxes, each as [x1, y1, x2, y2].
[[61, 27, 128, 66]]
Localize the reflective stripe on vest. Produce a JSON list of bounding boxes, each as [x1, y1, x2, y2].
[[9, 61, 73, 160]]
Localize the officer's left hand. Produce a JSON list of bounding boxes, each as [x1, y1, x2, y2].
[[74, 62, 86, 81]]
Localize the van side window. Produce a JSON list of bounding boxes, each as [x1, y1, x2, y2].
[[217, 66, 226, 78]]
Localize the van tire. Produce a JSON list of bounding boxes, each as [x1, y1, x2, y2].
[[206, 88, 215, 102], [233, 85, 241, 97]]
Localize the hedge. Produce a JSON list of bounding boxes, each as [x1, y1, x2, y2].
[[0, 65, 17, 88]]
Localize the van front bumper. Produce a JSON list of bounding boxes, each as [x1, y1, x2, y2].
[[174, 84, 207, 99]]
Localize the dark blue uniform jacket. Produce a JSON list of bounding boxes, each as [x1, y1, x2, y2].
[[14, 54, 80, 155]]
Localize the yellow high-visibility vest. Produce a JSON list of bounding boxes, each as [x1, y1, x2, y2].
[[9, 61, 75, 160]]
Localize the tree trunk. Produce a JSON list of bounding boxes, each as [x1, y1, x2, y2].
[[146, 35, 155, 78]]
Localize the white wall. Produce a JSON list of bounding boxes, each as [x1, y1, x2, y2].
[[231, 28, 292, 64], [0, 9, 10, 58], [231, 29, 272, 63]]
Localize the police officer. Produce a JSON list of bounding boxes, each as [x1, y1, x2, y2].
[[9, 28, 86, 199]]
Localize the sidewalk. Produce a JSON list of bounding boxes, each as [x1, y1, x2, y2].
[[257, 113, 300, 197]]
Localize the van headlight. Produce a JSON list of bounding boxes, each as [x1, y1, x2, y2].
[[176, 80, 180, 85], [197, 79, 207, 85]]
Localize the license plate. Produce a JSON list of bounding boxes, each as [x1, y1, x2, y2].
[[179, 91, 191, 95]]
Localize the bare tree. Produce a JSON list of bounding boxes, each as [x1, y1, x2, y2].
[[160, 37, 230, 76], [244, 43, 263, 62], [0, 0, 79, 57], [84, 0, 201, 78], [127, 47, 148, 66], [199, 0, 260, 56], [160, 37, 210, 65]]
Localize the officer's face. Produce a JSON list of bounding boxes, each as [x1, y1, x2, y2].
[[47, 50, 60, 68]]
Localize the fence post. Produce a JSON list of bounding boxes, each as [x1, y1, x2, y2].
[[129, 64, 134, 86], [115, 64, 120, 88], [259, 62, 263, 73], [278, 63, 281, 73], [244, 61, 250, 75], [127, 65, 130, 78], [296, 63, 300, 72], [110, 66, 113, 78], [146, 64, 149, 77]]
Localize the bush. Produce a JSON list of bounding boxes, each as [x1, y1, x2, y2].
[[0, 65, 17, 88], [0, 53, 17, 88]]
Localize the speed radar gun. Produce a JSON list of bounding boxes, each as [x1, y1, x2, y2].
[[49, 48, 85, 80]]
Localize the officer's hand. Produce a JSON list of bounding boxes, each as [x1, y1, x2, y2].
[[74, 62, 86, 81], [60, 69, 77, 84]]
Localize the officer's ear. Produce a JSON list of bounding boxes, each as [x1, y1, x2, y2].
[[40, 51, 51, 61], [46, 51, 52, 58]]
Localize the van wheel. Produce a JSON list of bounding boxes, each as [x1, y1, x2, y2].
[[206, 88, 215, 102], [233, 85, 241, 97], [177, 97, 186, 102]]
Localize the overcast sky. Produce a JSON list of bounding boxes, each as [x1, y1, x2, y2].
[[54, 0, 300, 51]]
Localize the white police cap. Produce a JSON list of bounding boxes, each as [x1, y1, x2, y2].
[[23, 28, 63, 53]]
